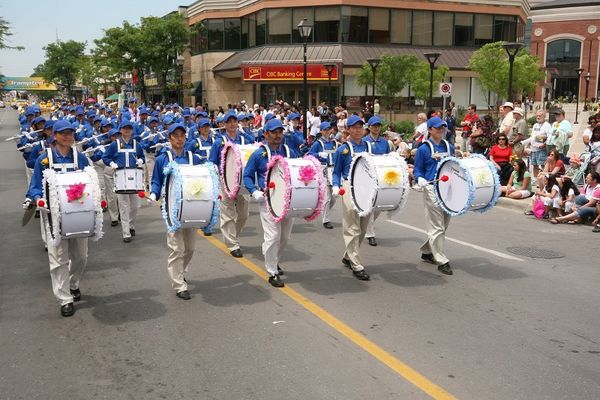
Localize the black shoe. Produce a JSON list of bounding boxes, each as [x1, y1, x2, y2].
[[367, 237, 377, 246], [123, 237, 132, 243], [421, 253, 435, 263], [102, 207, 107, 213], [524, 210, 534, 216], [230, 249, 243, 258], [341, 258, 351, 268], [438, 263, 453, 275], [323, 222, 334, 229], [268, 274, 285, 288], [60, 303, 75, 317], [111, 221, 118, 227], [176, 290, 191, 300], [277, 265, 284, 275], [353, 269, 370, 281], [204, 231, 212, 236], [44, 245, 48, 252], [35, 210, 40, 219], [70, 288, 81, 302], [593, 224, 600, 233], [129, 229, 135, 237]]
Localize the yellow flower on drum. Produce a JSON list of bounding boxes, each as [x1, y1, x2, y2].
[[262, 152, 267, 158], [382, 168, 401, 187], [242, 150, 253, 163], [184, 179, 205, 199], [473, 169, 491, 186], [41, 158, 49, 166]]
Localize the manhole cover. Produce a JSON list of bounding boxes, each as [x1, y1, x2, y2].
[[506, 247, 565, 259]]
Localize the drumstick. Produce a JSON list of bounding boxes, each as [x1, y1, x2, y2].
[[427, 175, 449, 184]]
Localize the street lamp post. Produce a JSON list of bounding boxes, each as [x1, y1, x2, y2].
[[423, 52, 441, 108], [367, 58, 381, 108], [324, 63, 336, 108], [502, 42, 524, 102], [574, 67, 584, 124], [298, 18, 312, 140], [176, 54, 184, 106], [584, 72, 591, 112]]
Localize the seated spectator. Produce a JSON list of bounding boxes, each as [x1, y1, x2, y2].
[[469, 114, 494, 155], [550, 172, 600, 224], [589, 125, 600, 173], [593, 202, 600, 232], [542, 149, 566, 177], [489, 134, 513, 185], [531, 174, 560, 218], [502, 159, 531, 199], [557, 176, 579, 216]]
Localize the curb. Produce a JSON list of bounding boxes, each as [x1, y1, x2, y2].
[[495, 197, 530, 213]]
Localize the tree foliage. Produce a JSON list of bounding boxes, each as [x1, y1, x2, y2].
[[408, 62, 449, 105], [469, 41, 545, 103], [40, 40, 86, 97], [0, 16, 24, 50]]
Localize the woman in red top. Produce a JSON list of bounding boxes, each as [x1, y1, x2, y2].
[[489, 134, 513, 185], [543, 149, 566, 177]]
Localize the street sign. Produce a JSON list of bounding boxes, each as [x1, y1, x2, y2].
[[439, 82, 452, 97]]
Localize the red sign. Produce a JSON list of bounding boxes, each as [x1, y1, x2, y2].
[[242, 64, 339, 81]]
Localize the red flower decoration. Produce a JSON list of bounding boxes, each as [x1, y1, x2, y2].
[[298, 165, 317, 186], [66, 183, 87, 203]]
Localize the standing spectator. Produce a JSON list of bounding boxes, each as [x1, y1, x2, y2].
[[548, 109, 571, 160], [412, 113, 428, 145], [508, 107, 528, 159], [460, 104, 479, 151], [469, 114, 494, 155], [443, 108, 456, 144], [336, 111, 347, 133], [501, 158, 531, 199], [489, 134, 513, 185], [528, 110, 551, 178], [582, 115, 597, 152], [373, 99, 380, 116], [499, 102, 515, 136], [450, 101, 457, 120]]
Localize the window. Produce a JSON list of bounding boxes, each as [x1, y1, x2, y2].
[[341, 6, 368, 43], [241, 17, 249, 49], [412, 11, 432, 46], [256, 10, 266, 46], [248, 13, 256, 47], [268, 8, 292, 44], [207, 19, 224, 51], [454, 13, 474, 46], [547, 39, 581, 65], [224, 18, 241, 49], [292, 8, 314, 43], [369, 8, 390, 43], [391, 9, 411, 44], [434, 12, 453, 46], [190, 23, 207, 54], [474, 14, 493, 45], [494, 15, 517, 42], [314, 7, 340, 42]]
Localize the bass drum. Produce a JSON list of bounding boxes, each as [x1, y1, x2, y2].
[[221, 142, 259, 199]]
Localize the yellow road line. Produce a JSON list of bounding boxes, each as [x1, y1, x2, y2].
[[200, 232, 458, 400]]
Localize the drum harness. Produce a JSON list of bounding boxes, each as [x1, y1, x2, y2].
[[318, 139, 338, 166], [423, 139, 451, 185], [165, 150, 197, 165], [344, 140, 372, 182], [116, 137, 139, 169], [195, 135, 214, 160], [261, 144, 290, 192], [46, 146, 80, 173], [222, 132, 246, 145]]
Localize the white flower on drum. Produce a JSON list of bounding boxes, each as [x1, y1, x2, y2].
[[184, 179, 206, 199], [473, 170, 491, 186]]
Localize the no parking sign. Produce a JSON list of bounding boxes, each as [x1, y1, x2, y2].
[[439, 82, 452, 97]]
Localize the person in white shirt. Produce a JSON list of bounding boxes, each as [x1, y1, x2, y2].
[[411, 113, 428, 144], [528, 110, 552, 178]]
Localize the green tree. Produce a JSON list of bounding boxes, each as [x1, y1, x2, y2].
[[40, 40, 86, 98], [31, 64, 47, 77], [0, 16, 24, 50], [408, 61, 449, 107], [469, 41, 544, 104]]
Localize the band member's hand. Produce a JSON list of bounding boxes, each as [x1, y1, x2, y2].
[[251, 190, 264, 201], [136, 158, 144, 167], [417, 177, 428, 188], [332, 186, 341, 197], [318, 152, 328, 158], [148, 193, 158, 203], [22, 198, 32, 209], [109, 162, 118, 170]]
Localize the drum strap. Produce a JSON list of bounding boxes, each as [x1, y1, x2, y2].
[[46, 147, 79, 173], [223, 133, 245, 145], [319, 139, 335, 166], [196, 137, 212, 158], [117, 138, 137, 168], [346, 141, 372, 157], [262, 144, 290, 160], [424, 139, 450, 159]]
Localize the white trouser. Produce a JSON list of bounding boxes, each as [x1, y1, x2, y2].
[[219, 188, 249, 251], [45, 216, 88, 305], [341, 180, 367, 271], [25, 163, 33, 187], [94, 161, 106, 202], [167, 228, 196, 292], [117, 193, 138, 238], [322, 185, 337, 223], [145, 153, 156, 191], [103, 167, 119, 222], [365, 210, 381, 238], [420, 186, 451, 265], [259, 203, 294, 276], [40, 216, 47, 246]]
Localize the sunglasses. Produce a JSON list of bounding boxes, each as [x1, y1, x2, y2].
[[498, 138, 507, 141]]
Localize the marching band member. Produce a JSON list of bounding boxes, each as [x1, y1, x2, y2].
[[243, 118, 296, 287], [331, 115, 372, 281], [133, 108, 150, 140], [24, 120, 91, 317], [186, 118, 214, 159], [413, 116, 454, 275], [309, 121, 338, 229], [148, 123, 205, 300], [102, 120, 145, 243], [284, 112, 306, 155], [103, 129, 121, 227], [363, 116, 393, 246], [209, 111, 253, 257]]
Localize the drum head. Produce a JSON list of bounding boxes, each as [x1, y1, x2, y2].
[[350, 156, 376, 213], [223, 146, 239, 196], [164, 173, 178, 229], [267, 160, 288, 218], [436, 159, 469, 214]]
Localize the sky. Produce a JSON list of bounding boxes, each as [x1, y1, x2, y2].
[[0, 1, 182, 77]]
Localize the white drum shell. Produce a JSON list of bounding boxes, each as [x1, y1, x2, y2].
[[53, 171, 96, 239], [166, 165, 217, 230], [223, 144, 259, 196], [114, 168, 145, 194], [268, 158, 320, 219]]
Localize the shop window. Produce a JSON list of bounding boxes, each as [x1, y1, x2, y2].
[[292, 8, 314, 43], [208, 19, 224, 51], [224, 18, 241, 49], [241, 17, 249, 49], [391, 9, 411, 44], [474, 14, 493, 45], [314, 7, 340, 43], [454, 13, 474, 46], [256, 10, 266, 46], [412, 10, 432, 46], [369, 8, 389, 44], [494, 15, 517, 42], [268, 8, 292, 44], [434, 12, 453, 46], [341, 6, 368, 43], [190, 23, 207, 54]]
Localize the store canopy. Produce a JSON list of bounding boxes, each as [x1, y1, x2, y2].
[[0, 76, 57, 91], [105, 93, 119, 101], [188, 81, 202, 96]]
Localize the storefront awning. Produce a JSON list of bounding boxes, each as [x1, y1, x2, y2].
[[188, 81, 202, 96], [213, 44, 475, 78]]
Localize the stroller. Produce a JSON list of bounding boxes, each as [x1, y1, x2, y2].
[[565, 151, 591, 187]]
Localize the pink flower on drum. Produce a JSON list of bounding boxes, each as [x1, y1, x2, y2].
[[298, 165, 317, 186], [66, 183, 87, 203]]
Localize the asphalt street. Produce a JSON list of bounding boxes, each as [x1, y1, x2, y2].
[[1, 107, 599, 400]]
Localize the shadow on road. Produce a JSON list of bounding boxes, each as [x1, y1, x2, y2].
[[187, 274, 271, 307], [452, 257, 529, 281], [75, 289, 167, 325]]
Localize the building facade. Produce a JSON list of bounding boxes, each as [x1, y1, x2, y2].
[[529, 0, 600, 104], [184, 0, 529, 110]]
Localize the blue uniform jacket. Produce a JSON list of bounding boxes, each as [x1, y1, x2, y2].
[[243, 144, 297, 194], [363, 134, 391, 155], [26, 140, 51, 169], [150, 150, 205, 198], [102, 137, 145, 168], [27, 148, 90, 200], [308, 138, 338, 165], [413, 139, 454, 182], [208, 131, 254, 167], [331, 139, 371, 187]]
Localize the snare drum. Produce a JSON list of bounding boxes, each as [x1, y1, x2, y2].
[[349, 153, 410, 217], [114, 168, 145, 194], [221, 142, 259, 199], [434, 154, 500, 216], [43, 166, 104, 244], [162, 162, 220, 232], [266, 155, 325, 222]]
